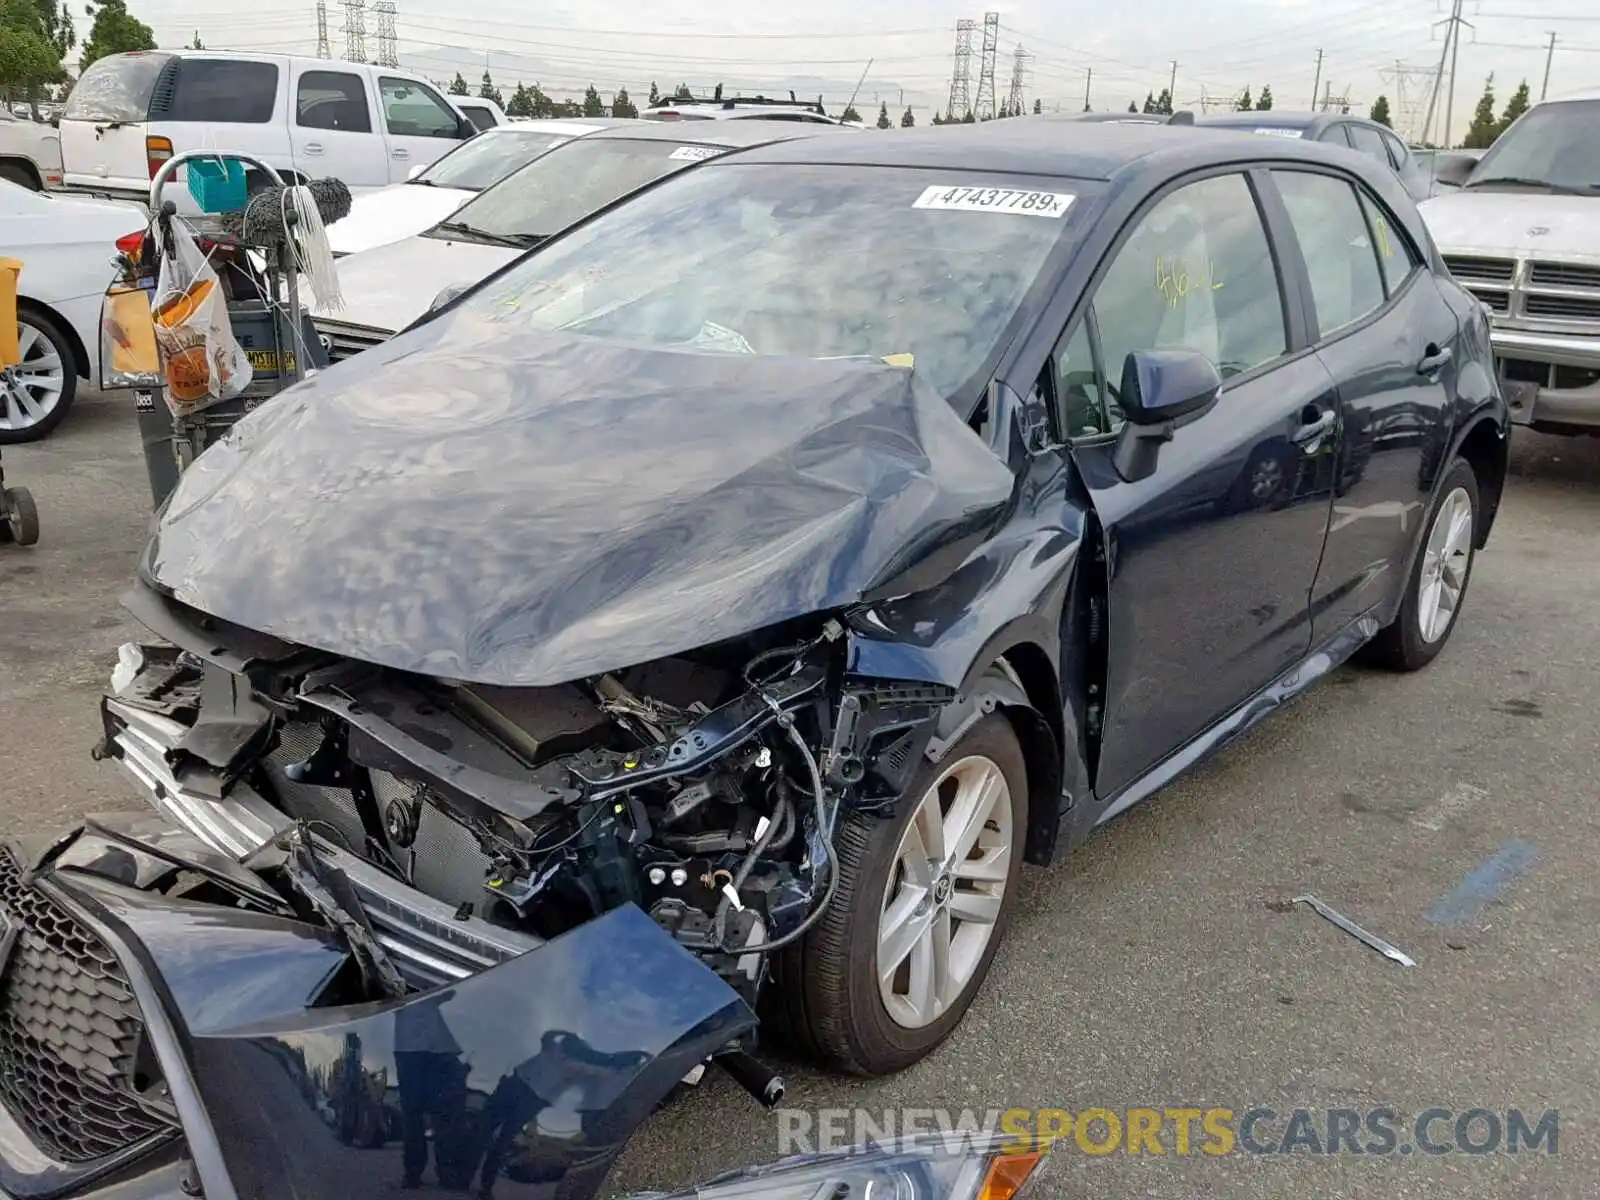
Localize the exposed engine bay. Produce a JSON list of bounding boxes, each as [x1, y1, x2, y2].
[[97, 592, 958, 1031]]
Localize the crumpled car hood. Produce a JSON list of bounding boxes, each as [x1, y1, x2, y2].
[[142, 315, 1015, 686]]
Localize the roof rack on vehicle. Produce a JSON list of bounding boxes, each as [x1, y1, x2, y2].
[[646, 91, 828, 116]]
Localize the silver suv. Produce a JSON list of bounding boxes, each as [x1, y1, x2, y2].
[[641, 93, 850, 125]]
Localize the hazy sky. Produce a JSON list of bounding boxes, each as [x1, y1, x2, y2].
[[130, 0, 1597, 143]]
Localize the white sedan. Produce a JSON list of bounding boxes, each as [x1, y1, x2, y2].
[[327, 118, 629, 256], [2, 180, 147, 442]]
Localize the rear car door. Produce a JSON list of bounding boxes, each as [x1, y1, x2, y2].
[[377, 75, 469, 181], [1057, 169, 1341, 798], [290, 65, 388, 188], [1266, 168, 1460, 645]]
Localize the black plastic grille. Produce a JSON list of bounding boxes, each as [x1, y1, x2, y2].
[[0, 850, 176, 1163]]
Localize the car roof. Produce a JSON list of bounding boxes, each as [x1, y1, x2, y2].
[[1193, 110, 1378, 133], [487, 117, 638, 135], [583, 120, 853, 148], [724, 114, 1357, 178]]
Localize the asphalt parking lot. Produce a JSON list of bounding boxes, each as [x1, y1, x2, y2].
[[2, 390, 1596, 1198]]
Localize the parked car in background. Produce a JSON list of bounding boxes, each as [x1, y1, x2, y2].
[[59, 50, 478, 210], [1189, 110, 1434, 201], [453, 94, 508, 131], [83, 127, 1508, 1200], [1, 180, 145, 441], [313, 120, 849, 358], [328, 117, 636, 256], [641, 93, 850, 124], [0, 107, 63, 191], [1420, 88, 1600, 437], [1071, 110, 1196, 125]]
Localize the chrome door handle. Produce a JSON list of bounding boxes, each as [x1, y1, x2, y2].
[[391, 147, 409, 158], [1416, 342, 1453, 374], [303, 142, 325, 154]]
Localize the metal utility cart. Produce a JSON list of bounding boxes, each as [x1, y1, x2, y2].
[[135, 150, 329, 509]]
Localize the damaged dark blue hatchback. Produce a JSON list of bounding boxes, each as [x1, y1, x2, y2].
[[30, 117, 1510, 1199]]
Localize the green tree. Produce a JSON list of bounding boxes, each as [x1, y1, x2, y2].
[[0, 23, 62, 105], [1128, 100, 1138, 112], [449, 72, 468, 96], [478, 70, 502, 106], [1498, 79, 1530, 135], [840, 103, 860, 122], [505, 82, 532, 117], [78, 0, 153, 71], [581, 84, 604, 117], [647, 81, 660, 106], [1462, 74, 1499, 149], [1142, 90, 1155, 113], [611, 86, 636, 118], [1369, 94, 1392, 127], [1036, 98, 1044, 113], [713, 82, 722, 101], [1256, 84, 1273, 111], [188, 30, 202, 49], [1237, 85, 1252, 111], [900, 105, 914, 127], [875, 100, 890, 128], [1154, 87, 1173, 114], [961, 109, 975, 123]]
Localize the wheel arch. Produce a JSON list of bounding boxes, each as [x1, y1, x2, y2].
[[1453, 414, 1508, 548], [0, 157, 44, 189], [15, 297, 90, 380]]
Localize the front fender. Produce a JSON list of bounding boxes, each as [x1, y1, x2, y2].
[[40, 856, 755, 1200]]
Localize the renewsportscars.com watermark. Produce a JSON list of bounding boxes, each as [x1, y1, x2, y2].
[[776, 1106, 1561, 1158]]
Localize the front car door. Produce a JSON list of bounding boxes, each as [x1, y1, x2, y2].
[[377, 75, 468, 181], [1051, 169, 1341, 800], [289, 65, 388, 189], [1266, 167, 1461, 644]]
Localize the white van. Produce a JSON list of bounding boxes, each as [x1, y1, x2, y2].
[[59, 50, 480, 209]]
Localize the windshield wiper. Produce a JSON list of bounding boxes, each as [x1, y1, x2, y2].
[[1464, 175, 1597, 194], [407, 177, 437, 187], [433, 219, 528, 248]]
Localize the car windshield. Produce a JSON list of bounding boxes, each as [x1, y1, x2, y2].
[[415, 129, 578, 191], [434, 137, 728, 241], [456, 163, 1082, 402], [1465, 99, 1600, 192]]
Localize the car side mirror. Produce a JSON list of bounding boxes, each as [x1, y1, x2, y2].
[[1432, 152, 1477, 187], [407, 163, 425, 180], [1112, 348, 1222, 483], [426, 283, 469, 315]]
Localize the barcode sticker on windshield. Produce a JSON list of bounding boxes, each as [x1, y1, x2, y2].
[[912, 185, 1075, 217], [670, 145, 722, 161], [1252, 127, 1304, 138]]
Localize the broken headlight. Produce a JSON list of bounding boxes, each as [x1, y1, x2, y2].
[[621, 1134, 1049, 1199]]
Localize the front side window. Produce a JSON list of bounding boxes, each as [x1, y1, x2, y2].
[[296, 70, 371, 133], [1272, 170, 1386, 337], [165, 60, 278, 124], [1055, 319, 1115, 438], [380, 77, 461, 138], [458, 164, 1083, 404], [1091, 172, 1287, 385], [1463, 99, 1600, 193]]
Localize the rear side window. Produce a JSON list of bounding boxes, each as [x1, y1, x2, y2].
[[1346, 124, 1392, 165], [1272, 170, 1386, 336], [1357, 189, 1419, 296], [1318, 125, 1353, 148], [63, 52, 174, 122], [459, 105, 496, 132], [155, 59, 278, 124], [296, 71, 371, 133], [379, 77, 461, 138]]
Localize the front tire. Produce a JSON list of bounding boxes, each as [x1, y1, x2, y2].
[[1, 309, 78, 443], [1363, 457, 1479, 671], [777, 713, 1028, 1075]]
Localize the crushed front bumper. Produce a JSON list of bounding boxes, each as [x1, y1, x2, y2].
[[1491, 328, 1600, 431], [0, 816, 756, 1200]]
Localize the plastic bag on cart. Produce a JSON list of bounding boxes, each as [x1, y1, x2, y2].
[[100, 284, 163, 390], [151, 221, 252, 417]]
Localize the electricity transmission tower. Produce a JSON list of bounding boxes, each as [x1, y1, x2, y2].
[[1381, 60, 1440, 142], [974, 12, 999, 120], [342, 0, 366, 63], [946, 19, 975, 120], [315, 0, 331, 58], [373, 1, 398, 68], [1005, 44, 1029, 116]]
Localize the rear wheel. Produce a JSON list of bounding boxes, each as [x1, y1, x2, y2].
[[1, 309, 78, 443], [1363, 457, 1479, 671], [777, 713, 1027, 1075], [0, 162, 40, 191]]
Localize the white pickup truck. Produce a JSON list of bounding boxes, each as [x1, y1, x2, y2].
[[0, 108, 63, 191], [1421, 88, 1600, 436], [59, 50, 483, 210]]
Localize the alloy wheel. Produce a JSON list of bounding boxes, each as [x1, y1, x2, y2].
[[876, 754, 1014, 1030], [1417, 485, 1473, 644], [1, 320, 66, 435]]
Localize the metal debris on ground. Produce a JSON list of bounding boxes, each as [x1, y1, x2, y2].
[[1293, 894, 1416, 967]]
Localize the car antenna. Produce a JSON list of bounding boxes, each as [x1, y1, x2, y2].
[[843, 58, 873, 121]]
